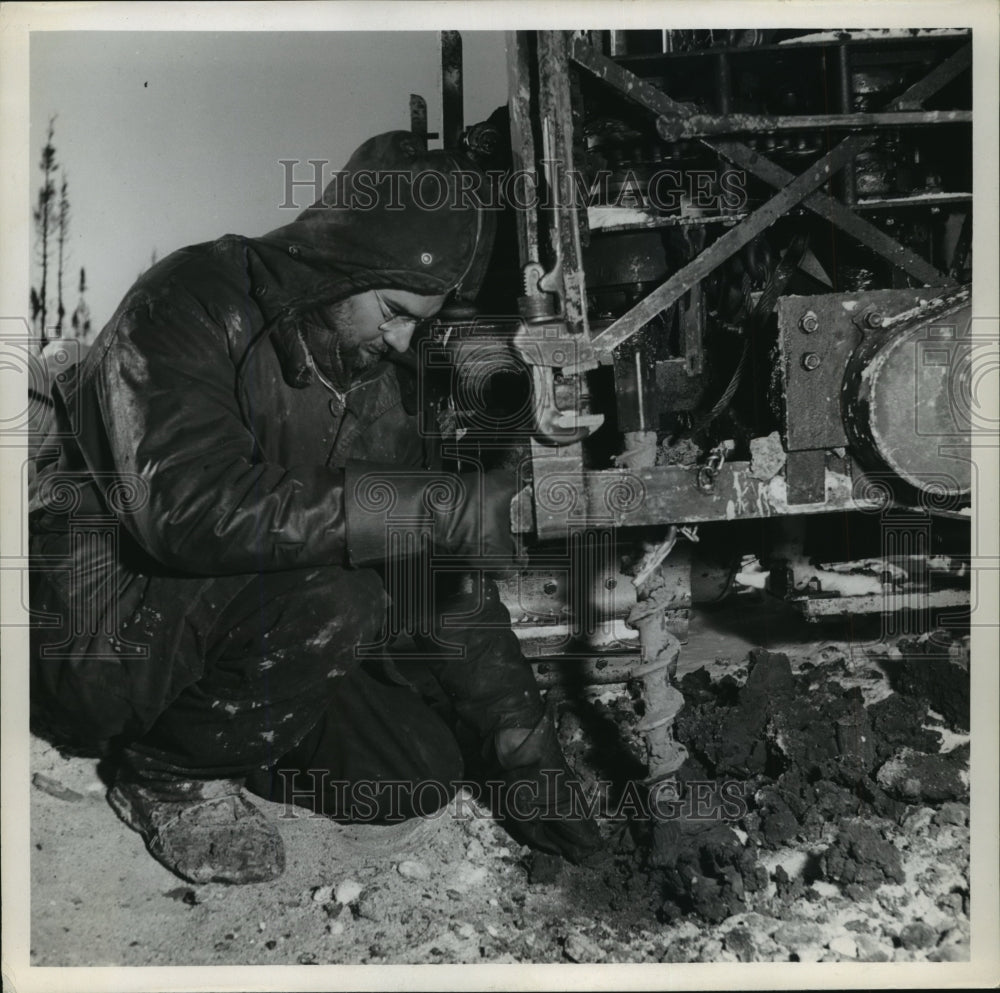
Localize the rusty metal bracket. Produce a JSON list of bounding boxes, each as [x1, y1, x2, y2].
[[777, 287, 961, 453]]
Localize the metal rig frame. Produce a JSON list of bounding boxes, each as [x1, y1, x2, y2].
[[506, 29, 971, 528], [419, 30, 974, 790]]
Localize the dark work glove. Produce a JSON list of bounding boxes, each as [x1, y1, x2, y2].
[[345, 462, 523, 567], [492, 714, 604, 864]]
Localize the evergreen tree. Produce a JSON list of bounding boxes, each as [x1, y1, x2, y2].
[[31, 116, 58, 346], [56, 174, 70, 338]]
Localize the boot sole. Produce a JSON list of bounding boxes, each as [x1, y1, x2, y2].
[[107, 784, 286, 885]]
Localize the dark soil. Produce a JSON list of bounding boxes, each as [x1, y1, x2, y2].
[[548, 634, 970, 930]]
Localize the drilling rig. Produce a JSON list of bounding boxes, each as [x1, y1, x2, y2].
[[416, 28, 972, 834]]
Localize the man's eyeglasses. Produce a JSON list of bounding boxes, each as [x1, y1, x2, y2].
[[374, 289, 421, 336]]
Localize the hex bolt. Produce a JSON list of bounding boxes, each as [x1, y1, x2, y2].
[[864, 311, 884, 329], [801, 352, 822, 371], [799, 311, 819, 334]]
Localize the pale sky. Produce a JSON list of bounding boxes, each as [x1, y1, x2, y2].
[[30, 31, 508, 329]]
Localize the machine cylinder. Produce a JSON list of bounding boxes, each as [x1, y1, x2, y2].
[[843, 304, 972, 497]]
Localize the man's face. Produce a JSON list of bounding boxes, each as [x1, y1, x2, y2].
[[306, 288, 448, 385]]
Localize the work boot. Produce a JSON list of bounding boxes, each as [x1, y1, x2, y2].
[[108, 776, 285, 884]]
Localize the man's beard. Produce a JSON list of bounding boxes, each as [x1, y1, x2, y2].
[[348, 340, 387, 375], [303, 300, 385, 387]]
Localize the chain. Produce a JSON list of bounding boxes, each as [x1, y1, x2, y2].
[[696, 443, 729, 493]]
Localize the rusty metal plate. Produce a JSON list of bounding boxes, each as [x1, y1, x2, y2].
[[776, 288, 937, 452], [786, 449, 827, 505], [520, 460, 884, 535]]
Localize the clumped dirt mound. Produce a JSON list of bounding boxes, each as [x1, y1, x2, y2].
[[548, 636, 970, 934], [820, 818, 905, 893], [881, 634, 970, 731]]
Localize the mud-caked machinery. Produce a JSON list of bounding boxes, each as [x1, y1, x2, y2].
[[413, 28, 973, 887]]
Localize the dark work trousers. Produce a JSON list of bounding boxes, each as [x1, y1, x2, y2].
[[31, 547, 542, 822], [250, 569, 547, 820]]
